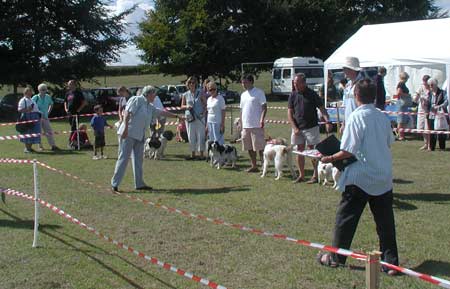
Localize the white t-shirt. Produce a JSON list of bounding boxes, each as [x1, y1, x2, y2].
[[240, 87, 266, 128], [207, 95, 226, 123], [18, 97, 40, 113]]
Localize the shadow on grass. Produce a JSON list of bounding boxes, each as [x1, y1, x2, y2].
[[395, 192, 450, 203], [136, 185, 251, 195], [392, 199, 418, 211], [35, 149, 83, 156], [0, 219, 61, 230], [412, 260, 450, 278], [393, 178, 414, 184], [1, 207, 177, 289], [54, 230, 178, 289]]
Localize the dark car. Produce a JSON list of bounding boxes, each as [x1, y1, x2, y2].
[[90, 87, 119, 112], [157, 85, 184, 107], [216, 83, 239, 104], [49, 89, 96, 117], [0, 93, 22, 120]]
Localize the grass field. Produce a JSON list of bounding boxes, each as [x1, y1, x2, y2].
[[1, 98, 450, 288]]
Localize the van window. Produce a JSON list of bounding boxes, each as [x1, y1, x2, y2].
[[294, 68, 324, 78], [273, 69, 281, 80], [282, 69, 291, 79]]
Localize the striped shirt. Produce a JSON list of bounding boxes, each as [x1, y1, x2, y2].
[[337, 104, 395, 196]]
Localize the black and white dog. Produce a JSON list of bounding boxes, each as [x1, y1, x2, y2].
[[208, 141, 238, 169], [144, 131, 174, 160]]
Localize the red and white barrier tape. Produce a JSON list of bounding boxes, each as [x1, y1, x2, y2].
[[228, 105, 450, 116], [395, 128, 450, 135], [0, 158, 367, 261], [3, 160, 450, 288], [0, 187, 229, 289], [380, 261, 450, 289], [0, 112, 119, 127], [0, 127, 118, 141]]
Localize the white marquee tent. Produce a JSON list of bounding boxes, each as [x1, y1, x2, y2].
[[324, 18, 450, 100]]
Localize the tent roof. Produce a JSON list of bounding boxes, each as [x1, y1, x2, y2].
[[324, 18, 450, 70]]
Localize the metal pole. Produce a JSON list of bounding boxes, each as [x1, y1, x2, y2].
[[230, 106, 233, 136], [75, 115, 80, 150], [336, 105, 341, 139], [32, 159, 39, 248]]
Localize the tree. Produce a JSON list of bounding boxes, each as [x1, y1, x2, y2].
[[0, 0, 133, 91], [136, 0, 446, 81]]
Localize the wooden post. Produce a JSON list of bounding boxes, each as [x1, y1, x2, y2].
[[366, 251, 381, 289]]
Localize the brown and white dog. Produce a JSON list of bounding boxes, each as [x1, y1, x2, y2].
[[261, 138, 296, 180], [317, 160, 341, 188]]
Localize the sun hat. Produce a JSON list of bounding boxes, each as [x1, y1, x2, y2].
[[342, 56, 362, 71]]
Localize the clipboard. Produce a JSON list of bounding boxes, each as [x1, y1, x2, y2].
[[315, 134, 357, 171]]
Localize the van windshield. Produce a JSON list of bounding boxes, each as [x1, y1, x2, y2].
[[294, 68, 324, 78]]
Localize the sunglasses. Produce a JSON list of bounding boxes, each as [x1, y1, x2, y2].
[[208, 88, 216, 92]]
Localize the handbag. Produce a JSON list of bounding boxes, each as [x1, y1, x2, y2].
[[15, 114, 34, 133], [15, 100, 35, 133], [185, 108, 195, 123]]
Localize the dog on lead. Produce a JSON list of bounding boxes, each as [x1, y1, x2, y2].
[[261, 141, 296, 180], [317, 160, 341, 188], [209, 141, 238, 169], [144, 131, 174, 160]]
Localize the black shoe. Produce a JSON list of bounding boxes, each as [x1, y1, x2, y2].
[[136, 185, 153, 191], [111, 186, 119, 193]]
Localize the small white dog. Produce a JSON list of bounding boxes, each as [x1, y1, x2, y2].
[[317, 160, 341, 188], [231, 118, 242, 143], [209, 141, 238, 169], [144, 131, 174, 160], [261, 143, 296, 180]]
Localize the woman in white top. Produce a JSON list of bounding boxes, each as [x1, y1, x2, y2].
[[206, 82, 226, 145], [17, 86, 41, 153]]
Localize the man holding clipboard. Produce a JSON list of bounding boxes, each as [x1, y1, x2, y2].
[[316, 79, 399, 276]]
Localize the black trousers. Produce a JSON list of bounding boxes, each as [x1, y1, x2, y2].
[[331, 185, 399, 266], [428, 119, 447, 150]]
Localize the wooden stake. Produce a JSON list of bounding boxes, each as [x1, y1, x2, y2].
[[366, 251, 381, 289]]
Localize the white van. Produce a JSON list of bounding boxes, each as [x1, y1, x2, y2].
[[271, 57, 324, 97]]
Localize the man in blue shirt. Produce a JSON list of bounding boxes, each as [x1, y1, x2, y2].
[[111, 85, 181, 192], [317, 79, 399, 276]]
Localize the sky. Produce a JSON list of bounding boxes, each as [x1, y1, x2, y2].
[[108, 0, 450, 66]]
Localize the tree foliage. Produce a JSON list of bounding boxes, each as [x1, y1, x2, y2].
[[0, 0, 133, 90], [136, 0, 446, 81]]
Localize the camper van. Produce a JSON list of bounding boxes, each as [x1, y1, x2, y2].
[[271, 57, 324, 97]]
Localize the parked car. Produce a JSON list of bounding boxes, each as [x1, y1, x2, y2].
[[216, 83, 239, 103], [90, 87, 119, 112], [0, 93, 21, 120], [159, 84, 187, 106]]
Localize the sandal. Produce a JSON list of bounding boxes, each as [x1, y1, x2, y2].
[[306, 177, 318, 184], [292, 176, 305, 183], [316, 252, 338, 268], [246, 167, 259, 173]]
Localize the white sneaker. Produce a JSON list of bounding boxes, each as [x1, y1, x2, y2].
[[102, 155, 107, 159], [92, 155, 100, 160]]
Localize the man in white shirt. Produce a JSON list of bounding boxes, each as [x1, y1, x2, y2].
[[317, 79, 399, 276], [341, 57, 364, 133], [239, 74, 267, 172]]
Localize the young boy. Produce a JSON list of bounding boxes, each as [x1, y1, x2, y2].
[[90, 105, 111, 159]]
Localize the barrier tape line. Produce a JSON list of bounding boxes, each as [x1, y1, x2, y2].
[[380, 261, 450, 289], [0, 158, 367, 261], [229, 105, 450, 116], [3, 159, 450, 288], [0, 187, 229, 289]]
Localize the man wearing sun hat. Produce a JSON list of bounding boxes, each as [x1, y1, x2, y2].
[[341, 56, 364, 132]]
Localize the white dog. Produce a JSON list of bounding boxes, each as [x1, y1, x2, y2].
[[209, 141, 238, 169], [144, 131, 174, 160], [317, 161, 341, 188], [261, 143, 296, 180], [230, 118, 242, 143]]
